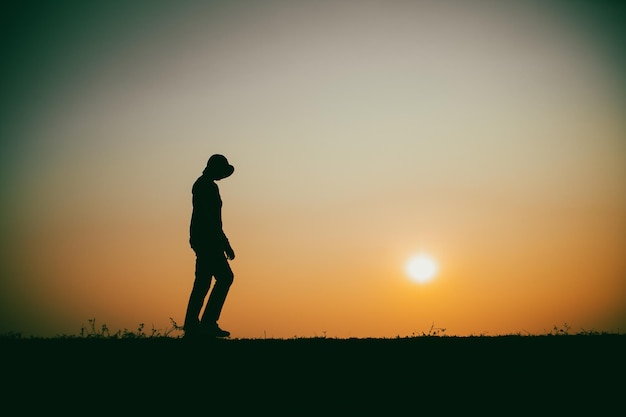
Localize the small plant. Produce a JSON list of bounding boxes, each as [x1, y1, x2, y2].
[[121, 323, 145, 339], [422, 321, 446, 337], [143, 318, 184, 338], [404, 322, 447, 338], [80, 318, 112, 338], [548, 323, 571, 336], [578, 328, 603, 336]]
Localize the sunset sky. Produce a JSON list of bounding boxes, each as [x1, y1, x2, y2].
[[1, 0, 625, 338]]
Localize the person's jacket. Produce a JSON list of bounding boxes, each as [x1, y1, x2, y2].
[[189, 174, 229, 253]]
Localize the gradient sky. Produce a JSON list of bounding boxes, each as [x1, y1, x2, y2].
[[1, 0, 625, 338]]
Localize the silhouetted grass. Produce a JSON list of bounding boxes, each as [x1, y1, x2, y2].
[[2, 318, 621, 340], [2, 319, 624, 413], [1, 318, 622, 341]]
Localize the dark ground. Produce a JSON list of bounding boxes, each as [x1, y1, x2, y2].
[[2, 334, 624, 413]]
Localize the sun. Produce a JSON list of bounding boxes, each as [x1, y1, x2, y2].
[[405, 254, 439, 284]]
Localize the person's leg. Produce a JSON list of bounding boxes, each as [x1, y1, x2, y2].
[[183, 253, 213, 332], [201, 255, 234, 327]]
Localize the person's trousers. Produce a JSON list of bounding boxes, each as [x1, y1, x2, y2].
[[184, 250, 234, 329]]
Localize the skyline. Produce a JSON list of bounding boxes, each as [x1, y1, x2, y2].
[[1, 0, 625, 338]]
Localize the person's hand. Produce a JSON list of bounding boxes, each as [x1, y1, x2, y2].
[[225, 244, 235, 260]]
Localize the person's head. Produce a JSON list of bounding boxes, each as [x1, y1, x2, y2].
[[203, 154, 235, 180]]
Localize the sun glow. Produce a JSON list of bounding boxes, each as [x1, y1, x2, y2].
[[405, 254, 439, 284]]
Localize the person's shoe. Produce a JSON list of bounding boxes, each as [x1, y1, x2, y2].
[[187, 322, 230, 338], [207, 323, 230, 338], [183, 326, 205, 340]]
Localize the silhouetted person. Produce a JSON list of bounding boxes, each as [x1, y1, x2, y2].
[[183, 154, 235, 338]]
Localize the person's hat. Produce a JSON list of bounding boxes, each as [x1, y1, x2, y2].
[[204, 154, 235, 180]]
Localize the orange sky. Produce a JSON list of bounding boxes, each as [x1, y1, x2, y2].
[[1, 0, 625, 338]]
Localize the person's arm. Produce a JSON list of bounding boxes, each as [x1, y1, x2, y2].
[[224, 238, 235, 260]]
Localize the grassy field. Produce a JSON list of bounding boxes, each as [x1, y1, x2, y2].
[[2, 323, 624, 413]]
